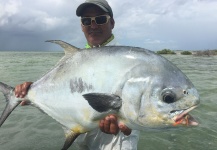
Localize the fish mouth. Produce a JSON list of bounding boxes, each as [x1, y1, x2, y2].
[[171, 106, 199, 126]]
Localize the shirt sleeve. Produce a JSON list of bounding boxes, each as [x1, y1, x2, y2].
[[74, 129, 140, 150]]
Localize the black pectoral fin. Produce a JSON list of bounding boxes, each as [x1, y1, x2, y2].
[[83, 93, 122, 112]]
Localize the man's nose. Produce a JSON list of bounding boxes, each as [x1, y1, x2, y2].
[[90, 20, 98, 28]]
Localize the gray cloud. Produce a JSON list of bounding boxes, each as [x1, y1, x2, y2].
[[0, 0, 217, 51]]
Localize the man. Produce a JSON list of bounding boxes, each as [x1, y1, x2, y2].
[[78, 1, 115, 48], [15, 0, 140, 149]]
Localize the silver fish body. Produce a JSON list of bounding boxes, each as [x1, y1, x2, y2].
[[0, 40, 200, 150]]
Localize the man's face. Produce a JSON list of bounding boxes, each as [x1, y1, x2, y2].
[[81, 5, 115, 47]]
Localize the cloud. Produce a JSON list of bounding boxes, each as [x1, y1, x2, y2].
[[0, 0, 217, 51], [0, 0, 21, 26], [16, 10, 68, 31], [0, 0, 84, 51], [112, 0, 217, 50], [1, 0, 75, 31]]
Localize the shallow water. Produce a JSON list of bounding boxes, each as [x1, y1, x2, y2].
[[0, 52, 216, 150]]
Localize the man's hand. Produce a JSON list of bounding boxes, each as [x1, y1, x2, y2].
[[15, 82, 33, 105], [99, 115, 132, 136]]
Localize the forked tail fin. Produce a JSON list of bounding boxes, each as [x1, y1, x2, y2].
[[0, 82, 21, 127]]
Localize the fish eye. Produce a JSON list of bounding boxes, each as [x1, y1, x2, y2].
[[162, 91, 176, 103]]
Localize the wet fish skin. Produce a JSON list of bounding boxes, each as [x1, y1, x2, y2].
[[0, 40, 200, 149]]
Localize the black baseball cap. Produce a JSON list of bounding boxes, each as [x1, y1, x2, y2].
[[76, 0, 113, 17]]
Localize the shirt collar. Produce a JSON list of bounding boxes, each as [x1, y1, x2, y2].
[[85, 34, 114, 49]]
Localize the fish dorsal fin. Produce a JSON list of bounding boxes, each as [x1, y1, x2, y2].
[[42, 40, 80, 75], [46, 40, 79, 55]]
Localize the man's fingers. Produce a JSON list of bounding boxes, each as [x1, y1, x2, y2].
[[14, 82, 33, 106], [99, 115, 119, 135], [15, 84, 22, 97], [15, 82, 32, 98], [119, 123, 132, 136], [99, 115, 130, 135], [109, 115, 119, 135], [23, 82, 30, 89], [103, 116, 111, 133]]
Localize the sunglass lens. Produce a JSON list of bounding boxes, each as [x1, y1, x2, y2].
[[95, 16, 107, 25], [81, 18, 91, 26]]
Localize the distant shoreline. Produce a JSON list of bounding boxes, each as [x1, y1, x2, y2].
[[157, 49, 217, 56], [0, 49, 217, 56]]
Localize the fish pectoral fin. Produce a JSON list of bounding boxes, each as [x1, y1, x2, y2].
[[61, 131, 80, 150], [83, 93, 122, 112]]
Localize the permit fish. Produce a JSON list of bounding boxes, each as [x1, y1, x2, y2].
[[0, 40, 200, 150]]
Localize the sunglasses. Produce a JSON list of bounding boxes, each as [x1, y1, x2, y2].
[[81, 15, 111, 26]]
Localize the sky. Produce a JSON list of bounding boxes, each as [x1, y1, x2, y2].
[[0, 0, 217, 51]]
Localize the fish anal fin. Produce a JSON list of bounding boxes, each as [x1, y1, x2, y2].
[[83, 93, 122, 112], [61, 131, 80, 150]]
